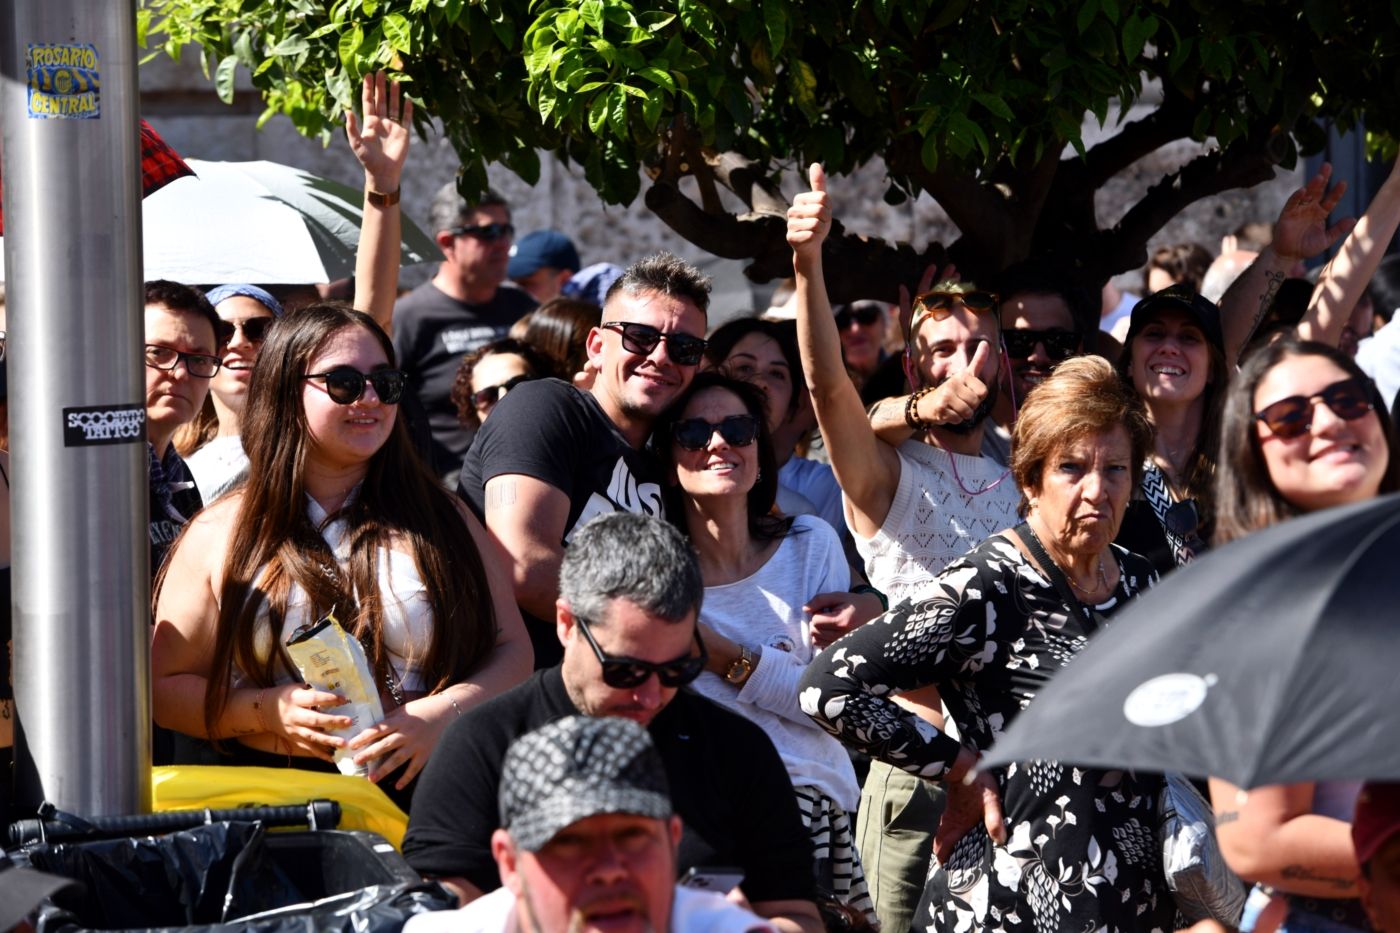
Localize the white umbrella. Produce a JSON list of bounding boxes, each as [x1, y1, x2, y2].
[[140, 158, 439, 284]]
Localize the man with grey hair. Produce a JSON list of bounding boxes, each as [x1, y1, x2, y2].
[[459, 252, 711, 667], [405, 513, 822, 933], [393, 183, 536, 482]]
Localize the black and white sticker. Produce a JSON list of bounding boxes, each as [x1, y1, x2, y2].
[[63, 404, 145, 447]]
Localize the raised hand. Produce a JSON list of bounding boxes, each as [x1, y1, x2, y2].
[[1273, 162, 1355, 263], [787, 163, 831, 264], [917, 339, 991, 427], [346, 71, 413, 196]]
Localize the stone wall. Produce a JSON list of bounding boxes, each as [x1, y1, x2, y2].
[[137, 54, 1305, 312]]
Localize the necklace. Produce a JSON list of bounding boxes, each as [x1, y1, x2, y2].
[[944, 445, 1012, 497], [1064, 554, 1110, 599]]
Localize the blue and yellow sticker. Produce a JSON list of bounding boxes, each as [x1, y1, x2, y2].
[[27, 43, 100, 119]]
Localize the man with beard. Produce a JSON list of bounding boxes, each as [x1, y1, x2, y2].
[[789, 165, 1022, 933]]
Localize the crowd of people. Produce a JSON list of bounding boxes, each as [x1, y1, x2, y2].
[[6, 70, 1400, 933]]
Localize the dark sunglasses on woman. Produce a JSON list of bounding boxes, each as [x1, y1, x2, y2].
[[471, 373, 533, 411], [600, 321, 707, 366], [227, 317, 275, 343], [672, 414, 761, 451], [835, 304, 882, 330], [1002, 328, 1079, 361], [574, 615, 708, 688], [302, 366, 406, 405], [1254, 377, 1373, 440]]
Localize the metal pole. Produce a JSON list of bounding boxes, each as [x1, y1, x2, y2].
[[0, 0, 149, 815]]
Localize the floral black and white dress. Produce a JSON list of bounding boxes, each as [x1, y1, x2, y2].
[[800, 533, 1174, 933]]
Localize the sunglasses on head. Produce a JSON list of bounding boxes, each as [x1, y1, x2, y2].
[[227, 317, 274, 343], [600, 321, 707, 366], [835, 304, 882, 330], [1002, 328, 1079, 361], [449, 222, 515, 241], [302, 366, 406, 405], [472, 373, 533, 411], [575, 615, 708, 689], [1254, 377, 1373, 440], [913, 290, 999, 320], [672, 413, 761, 451]]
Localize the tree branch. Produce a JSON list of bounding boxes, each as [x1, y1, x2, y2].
[[1079, 138, 1279, 282], [643, 178, 947, 303], [705, 150, 788, 216], [1062, 89, 1195, 196]]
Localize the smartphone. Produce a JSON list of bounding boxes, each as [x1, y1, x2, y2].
[[679, 866, 745, 893]]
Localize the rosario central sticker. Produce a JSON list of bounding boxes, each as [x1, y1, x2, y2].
[[28, 43, 100, 119], [63, 404, 145, 447], [1122, 672, 1215, 728]]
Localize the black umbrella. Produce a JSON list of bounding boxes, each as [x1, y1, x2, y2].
[[980, 492, 1400, 788]]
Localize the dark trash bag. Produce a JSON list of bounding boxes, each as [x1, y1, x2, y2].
[[11, 821, 453, 932]]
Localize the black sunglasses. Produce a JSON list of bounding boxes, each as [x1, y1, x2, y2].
[[302, 366, 406, 405], [472, 373, 533, 410], [673, 414, 761, 451], [449, 222, 514, 241], [145, 344, 222, 378], [600, 321, 707, 366], [226, 317, 275, 343], [1254, 377, 1373, 440], [1163, 498, 1209, 556], [1002, 328, 1080, 361], [575, 615, 708, 689], [835, 304, 882, 330]]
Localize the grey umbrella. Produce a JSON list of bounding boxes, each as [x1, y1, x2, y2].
[[980, 492, 1400, 788]]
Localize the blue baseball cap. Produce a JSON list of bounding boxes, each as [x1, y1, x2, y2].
[[508, 230, 581, 279]]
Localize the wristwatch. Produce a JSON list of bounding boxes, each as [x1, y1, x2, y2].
[[724, 646, 757, 686], [366, 187, 401, 207]]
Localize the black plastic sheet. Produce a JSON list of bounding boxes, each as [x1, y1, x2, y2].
[[8, 823, 453, 932]]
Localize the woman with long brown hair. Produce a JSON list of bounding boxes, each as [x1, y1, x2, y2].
[[152, 304, 529, 810]]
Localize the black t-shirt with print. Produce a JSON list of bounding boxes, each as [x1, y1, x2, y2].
[[458, 378, 666, 665], [403, 667, 817, 905], [391, 281, 536, 478]]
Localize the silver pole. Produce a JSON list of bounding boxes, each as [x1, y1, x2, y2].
[[0, 0, 150, 814]]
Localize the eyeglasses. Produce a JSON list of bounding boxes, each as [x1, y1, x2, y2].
[[1002, 328, 1080, 361], [145, 344, 221, 378], [448, 222, 514, 241], [1163, 498, 1209, 556], [472, 373, 533, 411], [835, 304, 882, 330], [574, 615, 708, 689], [226, 317, 274, 344], [673, 414, 761, 451], [600, 321, 707, 366], [302, 366, 406, 405], [1254, 377, 1373, 440]]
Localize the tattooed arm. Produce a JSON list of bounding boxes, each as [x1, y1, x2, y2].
[[1218, 163, 1354, 364], [1208, 778, 1360, 898]]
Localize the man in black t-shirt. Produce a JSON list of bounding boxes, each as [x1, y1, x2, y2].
[[405, 514, 822, 933], [458, 252, 709, 666], [392, 184, 536, 482]]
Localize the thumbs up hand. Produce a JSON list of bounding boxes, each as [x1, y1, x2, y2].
[[787, 162, 831, 264]]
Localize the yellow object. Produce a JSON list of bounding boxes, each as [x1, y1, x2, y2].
[[152, 765, 409, 849]]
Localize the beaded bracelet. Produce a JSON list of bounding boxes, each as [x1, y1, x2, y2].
[[904, 385, 936, 430]]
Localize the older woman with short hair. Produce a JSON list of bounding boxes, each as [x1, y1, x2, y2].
[[801, 355, 1175, 933]]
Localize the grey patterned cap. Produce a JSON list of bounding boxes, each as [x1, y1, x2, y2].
[[499, 716, 672, 852]]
